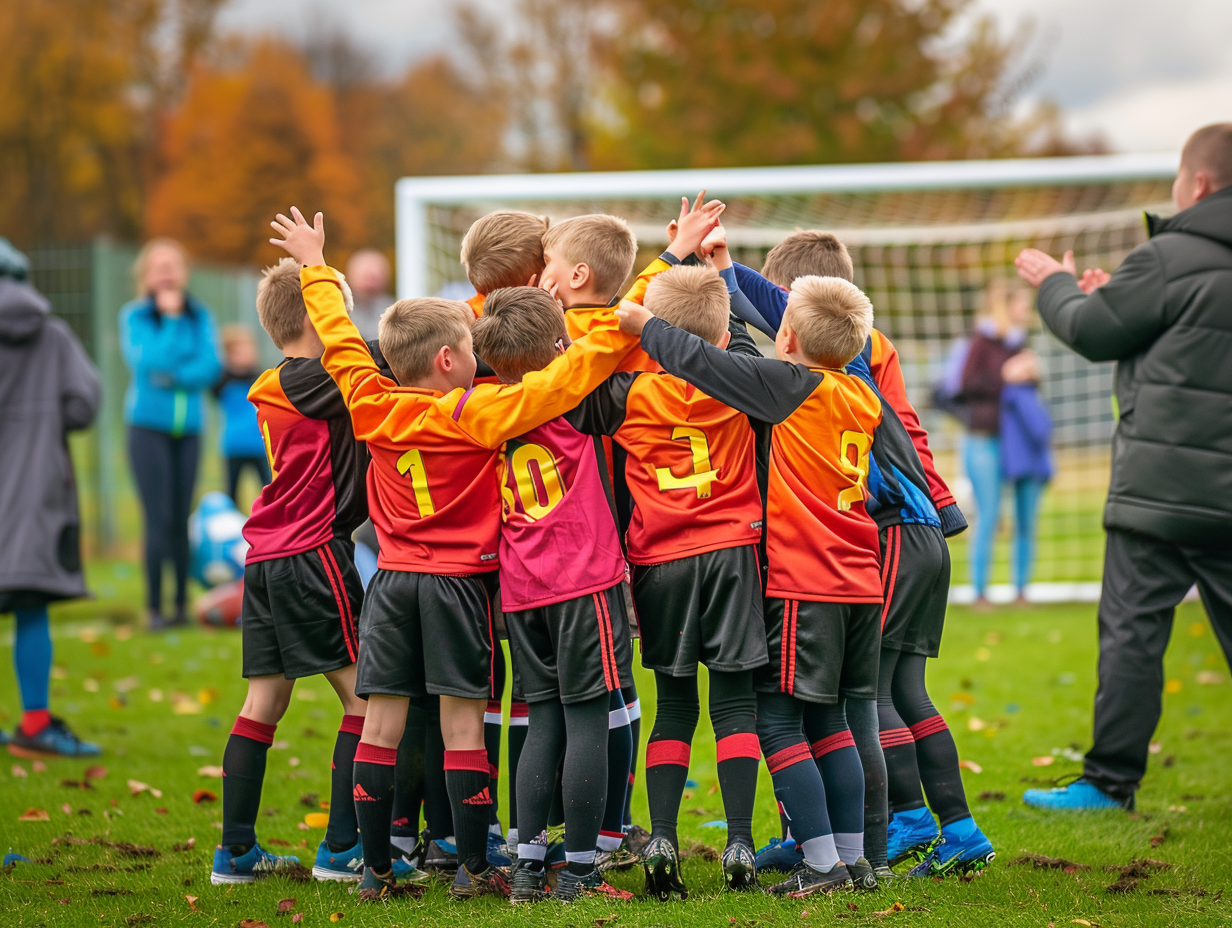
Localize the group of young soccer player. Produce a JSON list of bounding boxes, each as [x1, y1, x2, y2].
[[208, 189, 996, 904]]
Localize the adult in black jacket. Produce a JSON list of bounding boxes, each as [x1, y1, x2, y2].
[[1014, 123, 1232, 810]]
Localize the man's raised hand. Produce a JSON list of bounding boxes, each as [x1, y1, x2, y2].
[[270, 207, 326, 268], [1014, 248, 1070, 288]]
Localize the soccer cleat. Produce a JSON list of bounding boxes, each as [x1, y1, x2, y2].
[[487, 831, 512, 868], [1022, 778, 1132, 811], [555, 867, 634, 903], [357, 867, 396, 901], [448, 862, 511, 900], [754, 836, 803, 874], [886, 807, 940, 867], [390, 830, 426, 867], [721, 841, 759, 891], [642, 835, 688, 901], [425, 837, 459, 874], [391, 854, 432, 884], [596, 843, 642, 873], [311, 841, 364, 881], [847, 856, 879, 891], [544, 838, 567, 871], [509, 860, 549, 904], [875, 865, 903, 883], [906, 819, 995, 878], [0, 729, 8, 747], [210, 844, 301, 885], [8, 716, 101, 759], [768, 860, 853, 897]]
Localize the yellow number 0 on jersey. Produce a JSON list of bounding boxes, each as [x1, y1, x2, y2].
[[397, 449, 436, 516], [510, 443, 566, 519], [837, 430, 872, 511], [655, 426, 718, 499]]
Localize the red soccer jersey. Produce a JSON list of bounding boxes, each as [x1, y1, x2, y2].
[[564, 255, 671, 374]]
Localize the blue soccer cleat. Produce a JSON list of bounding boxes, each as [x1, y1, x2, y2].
[[211, 843, 301, 885], [487, 831, 512, 868], [907, 817, 994, 877], [8, 717, 101, 759], [392, 854, 432, 884], [312, 841, 364, 882], [886, 806, 940, 867], [754, 837, 803, 874], [1022, 778, 1131, 811]]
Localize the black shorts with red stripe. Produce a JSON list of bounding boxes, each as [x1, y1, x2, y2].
[[355, 569, 498, 700], [505, 582, 634, 705], [879, 522, 950, 658], [755, 598, 880, 704], [241, 537, 362, 679]]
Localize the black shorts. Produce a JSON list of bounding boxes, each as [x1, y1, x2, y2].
[[355, 569, 497, 700], [241, 539, 361, 679], [632, 545, 768, 676], [506, 582, 634, 705], [880, 523, 950, 658], [755, 599, 880, 704]]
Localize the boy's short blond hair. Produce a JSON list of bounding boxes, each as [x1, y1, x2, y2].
[[785, 276, 873, 368], [763, 231, 854, 288], [257, 258, 354, 350], [471, 287, 567, 382], [542, 214, 637, 301], [643, 265, 730, 346], [460, 211, 550, 295], [379, 298, 474, 385]]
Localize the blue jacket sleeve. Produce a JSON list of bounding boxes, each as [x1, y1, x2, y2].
[[721, 266, 777, 339], [170, 307, 222, 390], [733, 263, 789, 333]]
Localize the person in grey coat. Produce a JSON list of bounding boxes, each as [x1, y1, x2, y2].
[[0, 238, 103, 758], [1013, 123, 1232, 810]]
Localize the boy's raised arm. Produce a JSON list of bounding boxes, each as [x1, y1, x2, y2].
[[733, 263, 789, 333]]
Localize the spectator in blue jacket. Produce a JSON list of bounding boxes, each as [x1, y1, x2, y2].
[[212, 325, 270, 507], [999, 350, 1053, 602], [120, 239, 221, 630]]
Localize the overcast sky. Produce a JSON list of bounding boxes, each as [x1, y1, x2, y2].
[[216, 0, 1232, 154]]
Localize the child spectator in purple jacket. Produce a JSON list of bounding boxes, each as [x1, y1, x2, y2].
[[999, 350, 1053, 602]]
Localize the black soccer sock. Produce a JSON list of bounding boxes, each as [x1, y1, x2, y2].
[[709, 670, 759, 848], [561, 693, 609, 874], [353, 742, 397, 875], [622, 683, 640, 827], [645, 672, 699, 848], [804, 702, 865, 866], [444, 749, 493, 873], [879, 649, 926, 812], [600, 689, 633, 851], [895, 653, 970, 826], [548, 764, 565, 830], [507, 701, 529, 840], [391, 700, 427, 842], [516, 700, 567, 857], [844, 696, 889, 868], [221, 716, 276, 850], [326, 715, 364, 852], [485, 645, 506, 828], [422, 698, 454, 840]]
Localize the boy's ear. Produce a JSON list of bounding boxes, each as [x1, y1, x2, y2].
[[435, 343, 454, 372], [569, 262, 591, 291], [717, 330, 732, 350]]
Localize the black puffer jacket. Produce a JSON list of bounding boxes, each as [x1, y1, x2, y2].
[[1036, 185, 1232, 547]]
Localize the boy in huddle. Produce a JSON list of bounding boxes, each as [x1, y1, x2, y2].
[[269, 207, 640, 902], [460, 210, 550, 317], [733, 233, 994, 879], [618, 274, 884, 897], [212, 259, 372, 886]]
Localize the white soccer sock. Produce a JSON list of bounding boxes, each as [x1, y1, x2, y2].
[[506, 828, 519, 849], [518, 842, 547, 862], [596, 832, 623, 852], [489, 822, 504, 836], [800, 834, 840, 872], [565, 849, 596, 866], [833, 832, 864, 865]]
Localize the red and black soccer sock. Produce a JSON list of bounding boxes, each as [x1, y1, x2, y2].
[[756, 693, 840, 872], [560, 694, 610, 875], [843, 696, 889, 868], [444, 749, 493, 873], [422, 698, 454, 843], [709, 669, 760, 849], [878, 649, 927, 812], [645, 671, 700, 848], [514, 699, 568, 870], [390, 699, 427, 850], [895, 654, 970, 826], [325, 714, 364, 852], [485, 646, 506, 830], [506, 700, 529, 847], [804, 702, 866, 866], [622, 683, 641, 828], [221, 716, 277, 850], [599, 689, 633, 852], [353, 741, 397, 875]]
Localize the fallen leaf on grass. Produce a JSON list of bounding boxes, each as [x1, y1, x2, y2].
[[11, 765, 27, 778], [92, 888, 134, 896], [127, 779, 163, 798], [958, 760, 982, 774], [874, 902, 904, 915], [197, 765, 224, 778], [32, 760, 47, 773], [185, 895, 198, 911], [1032, 756, 1055, 767], [292, 916, 303, 925], [267, 839, 291, 847], [298, 793, 319, 808], [84, 765, 107, 780], [277, 898, 296, 915], [303, 812, 329, 829], [61, 804, 73, 815], [192, 790, 217, 804], [330, 913, 345, 923], [1150, 826, 1169, 848], [1009, 854, 1091, 871], [679, 840, 719, 861], [978, 791, 1005, 801], [18, 808, 50, 822], [239, 921, 271, 928], [1071, 921, 1102, 928], [171, 838, 196, 852]]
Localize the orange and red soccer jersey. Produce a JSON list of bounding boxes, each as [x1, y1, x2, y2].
[[564, 254, 674, 374], [639, 318, 884, 603], [299, 265, 638, 575]]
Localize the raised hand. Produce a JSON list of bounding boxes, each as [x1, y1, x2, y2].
[[667, 190, 726, 261], [701, 223, 732, 270], [1014, 248, 1070, 287], [615, 298, 653, 335], [270, 207, 326, 268], [1078, 267, 1111, 294]]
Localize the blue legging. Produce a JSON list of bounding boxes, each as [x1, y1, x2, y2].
[[1011, 476, 1045, 593], [964, 435, 1046, 595], [13, 607, 52, 714]]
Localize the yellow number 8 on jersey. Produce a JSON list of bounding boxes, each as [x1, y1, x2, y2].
[[837, 430, 872, 511]]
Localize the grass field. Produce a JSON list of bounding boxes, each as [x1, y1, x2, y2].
[[2, 567, 1231, 927]]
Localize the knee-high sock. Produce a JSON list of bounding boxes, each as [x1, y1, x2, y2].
[[353, 742, 397, 874], [507, 701, 529, 843], [622, 684, 640, 827], [709, 669, 759, 848], [561, 694, 609, 874], [221, 716, 276, 849], [878, 648, 925, 812], [516, 700, 567, 866], [444, 749, 492, 873], [422, 697, 453, 841], [13, 607, 52, 735], [844, 696, 888, 867], [326, 715, 364, 851], [894, 654, 970, 826], [391, 699, 427, 842], [756, 692, 838, 871], [645, 672, 699, 848], [485, 645, 506, 827], [805, 703, 865, 866], [600, 690, 632, 851]]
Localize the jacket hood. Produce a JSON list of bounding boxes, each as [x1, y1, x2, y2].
[[0, 278, 51, 344], [1146, 185, 1232, 248]]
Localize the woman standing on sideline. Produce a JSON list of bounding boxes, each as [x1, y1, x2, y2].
[[120, 239, 221, 630], [999, 349, 1053, 602]]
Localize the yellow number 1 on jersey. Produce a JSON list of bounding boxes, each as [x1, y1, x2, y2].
[[655, 426, 718, 499], [261, 419, 278, 481], [837, 430, 872, 511], [397, 449, 436, 516]]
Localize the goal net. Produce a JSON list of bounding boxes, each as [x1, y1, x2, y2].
[[396, 154, 1178, 601]]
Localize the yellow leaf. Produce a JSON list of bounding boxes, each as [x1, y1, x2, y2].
[[1164, 679, 1182, 694], [304, 812, 330, 828], [330, 912, 344, 923], [19, 808, 51, 821]]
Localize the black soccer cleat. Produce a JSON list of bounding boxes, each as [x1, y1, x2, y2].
[[721, 841, 760, 892], [642, 836, 689, 901], [768, 860, 854, 897], [509, 860, 548, 904], [847, 856, 879, 891]]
